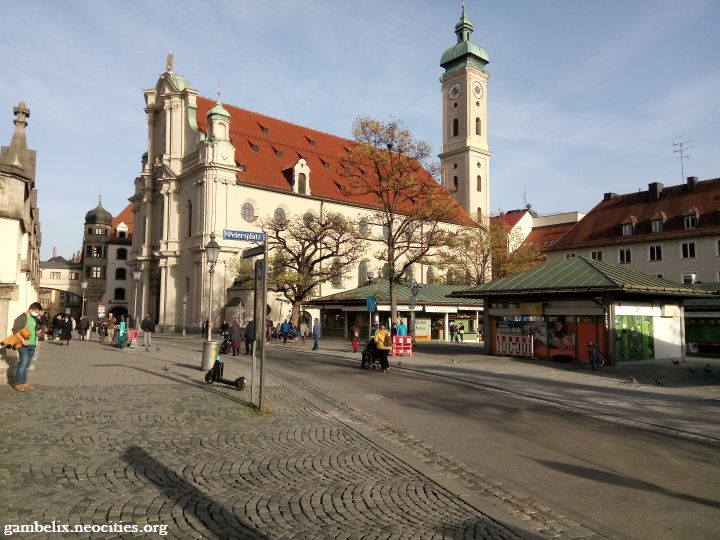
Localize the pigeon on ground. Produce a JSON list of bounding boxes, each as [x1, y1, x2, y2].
[[629, 376, 637, 383], [655, 378, 664, 386], [672, 360, 680, 365], [689, 368, 697, 374], [451, 357, 456, 364], [704, 367, 712, 374], [163, 365, 169, 372]]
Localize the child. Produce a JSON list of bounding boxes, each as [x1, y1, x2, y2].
[[351, 325, 360, 353]]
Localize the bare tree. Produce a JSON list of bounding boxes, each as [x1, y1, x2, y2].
[[438, 219, 543, 285], [339, 117, 463, 322], [262, 212, 365, 325]]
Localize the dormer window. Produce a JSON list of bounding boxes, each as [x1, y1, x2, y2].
[[620, 216, 637, 236], [306, 136, 316, 146], [683, 207, 700, 229], [274, 148, 283, 158], [650, 211, 667, 233], [260, 124, 269, 135], [248, 140, 259, 152]]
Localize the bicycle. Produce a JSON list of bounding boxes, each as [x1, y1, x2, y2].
[[589, 342, 605, 370]]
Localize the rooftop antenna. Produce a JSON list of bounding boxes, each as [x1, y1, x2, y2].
[[673, 139, 697, 182], [216, 82, 221, 101], [522, 188, 527, 208]]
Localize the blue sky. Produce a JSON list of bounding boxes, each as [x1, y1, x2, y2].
[[1, 0, 718, 260]]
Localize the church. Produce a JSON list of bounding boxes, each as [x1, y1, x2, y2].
[[129, 6, 491, 332]]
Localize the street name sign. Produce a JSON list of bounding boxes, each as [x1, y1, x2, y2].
[[242, 245, 265, 259], [223, 229, 265, 242]]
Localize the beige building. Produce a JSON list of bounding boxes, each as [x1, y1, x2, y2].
[[545, 177, 720, 285], [39, 254, 83, 318], [0, 102, 42, 345], [129, 8, 488, 332]]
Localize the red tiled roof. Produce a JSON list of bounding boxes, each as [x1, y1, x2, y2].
[[195, 97, 473, 225], [521, 224, 575, 252], [496, 209, 529, 229], [547, 177, 720, 250], [111, 203, 134, 241]]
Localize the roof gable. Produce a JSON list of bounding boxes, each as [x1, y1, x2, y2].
[[194, 97, 473, 225]]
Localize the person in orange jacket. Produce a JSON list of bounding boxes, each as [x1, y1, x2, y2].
[[373, 324, 392, 372]]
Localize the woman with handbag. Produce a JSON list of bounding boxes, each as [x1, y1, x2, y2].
[[373, 324, 392, 373]]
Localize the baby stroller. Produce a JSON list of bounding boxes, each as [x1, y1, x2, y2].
[[360, 339, 383, 370]]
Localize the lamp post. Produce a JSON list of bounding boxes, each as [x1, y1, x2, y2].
[[201, 233, 221, 370], [132, 269, 142, 322], [182, 293, 187, 337], [80, 280, 88, 318]]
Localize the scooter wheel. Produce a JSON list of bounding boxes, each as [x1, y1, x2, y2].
[[204, 371, 214, 384]]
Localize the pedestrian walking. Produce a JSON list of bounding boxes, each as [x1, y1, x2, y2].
[[60, 314, 73, 346], [38, 313, 49, 341], [52, 314, 62, 341], [373, 323, 392, 372], [312, 318, 321, 350], [10, 302, 43, 392], [244, 319, 255, 355], [280, 319, 291, 344], [106, 314, 116, 344], [265, 317, 273, 344], [141, 314, 155, 351], [299, 320, 308, 344], [458, 322, 465, 343], [202, 318, 209, 339], [350, 325, 360, 353], [228, 320, 242, 356], [77, 316, 90, 341]]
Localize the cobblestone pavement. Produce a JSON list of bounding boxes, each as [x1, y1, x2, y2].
[[0, 341, 524, 539]]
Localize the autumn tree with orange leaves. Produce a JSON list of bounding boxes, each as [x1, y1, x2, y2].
[[339, 117, 460, 323]]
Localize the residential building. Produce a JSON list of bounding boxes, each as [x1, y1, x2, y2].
[[544, 177, 720, 285], [39, 254, 83, 317]]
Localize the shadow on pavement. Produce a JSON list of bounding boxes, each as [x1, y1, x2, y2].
[[530, 457, 720, 510], [122, 446, 267, 539]]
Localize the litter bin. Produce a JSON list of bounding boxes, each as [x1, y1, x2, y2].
[[201, 340, 219, 371]]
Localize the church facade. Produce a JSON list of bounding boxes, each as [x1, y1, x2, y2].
[[129, 8, 491, 332]]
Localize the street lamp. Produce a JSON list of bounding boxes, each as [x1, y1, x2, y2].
[[182, 293, 188, 337], [80, 280, 88, 318], [205, 233, 221, 342], [201, 233, 221, 370], [133, 269, 142, 323]]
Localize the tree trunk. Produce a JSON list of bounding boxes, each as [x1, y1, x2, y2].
[[389, 278, 397, 328], [290, 301, 302, 326]]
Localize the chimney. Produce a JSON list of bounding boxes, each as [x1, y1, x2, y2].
[[603, 192, 618, 201], [648, 182, 664, 202], [52, 246, 58, 258], [686, 176, 698, 193]]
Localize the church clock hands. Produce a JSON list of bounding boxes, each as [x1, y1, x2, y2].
[[448, 82, 462, 100]]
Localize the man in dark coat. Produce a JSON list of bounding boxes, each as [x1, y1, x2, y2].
[[60, 315, 73, 345], [244, 319, 255, 355], [140, 314, 155, 352]]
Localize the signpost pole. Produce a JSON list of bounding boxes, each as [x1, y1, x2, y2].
[[258, 236, 268, 412]]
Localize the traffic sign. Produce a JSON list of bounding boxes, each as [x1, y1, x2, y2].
[[366, 296, 377, 313], [242, 245, 265, 259], [411, 283, 420, 296], [98, 303, 105, 318], [223, 229, 265, 242]]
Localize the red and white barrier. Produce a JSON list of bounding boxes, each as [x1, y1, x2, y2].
[[496, 334, 533, 356], [392, 335, 413, 357]]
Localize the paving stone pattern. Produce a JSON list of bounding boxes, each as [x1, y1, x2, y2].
[[0, 383, 519, 539]]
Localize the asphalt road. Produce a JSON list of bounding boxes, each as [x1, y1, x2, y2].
[[262, 346, 720, 540]]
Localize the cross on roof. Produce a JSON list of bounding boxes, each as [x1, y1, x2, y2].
[[13, 101, 29, 126]]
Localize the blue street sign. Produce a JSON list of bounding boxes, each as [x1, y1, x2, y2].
[[367, 296, 377, 313], [223, 229, 265, 242]]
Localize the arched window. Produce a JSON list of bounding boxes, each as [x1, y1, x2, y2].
[[477, 175, 482, 192], [475, 117, 481, 136], [303, 212, 316, 227], [87, 227, 92, 235], [115, 268, 126, 280], [358, 219, 369, 236], [453, 176, 458, 191], [117, 248, 127, 260], [452, 118, 459, 137], [114, 287, 126, 300], [298, 173, 307, 195]]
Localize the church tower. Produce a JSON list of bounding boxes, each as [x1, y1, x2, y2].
[[439, 3, 490, 223]]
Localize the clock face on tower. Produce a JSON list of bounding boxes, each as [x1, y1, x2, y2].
[[472, 81, 484, 99], [448, 82, 462, 100]]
